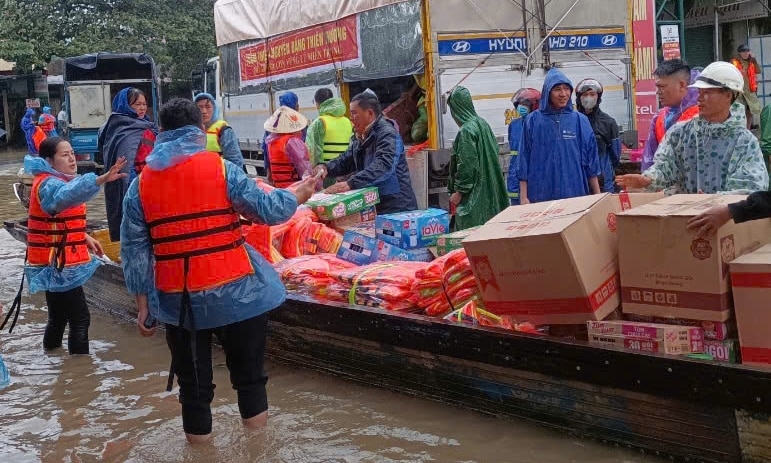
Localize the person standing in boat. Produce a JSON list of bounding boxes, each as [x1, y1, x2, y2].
[[21, 108, 40, 154], [193, 92, 244, 170], [120, 98, 316, 444], [98, 87, 158, 242], [23, 137, 127, 354]]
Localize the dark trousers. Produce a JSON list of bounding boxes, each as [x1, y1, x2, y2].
[[165, 313, 269, 435], [43, 286, 90, 354]]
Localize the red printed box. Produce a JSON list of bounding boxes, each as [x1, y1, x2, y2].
[[624, 314, 736, 340], [587, 320, 704, 344], [590, 331, 704, 355]]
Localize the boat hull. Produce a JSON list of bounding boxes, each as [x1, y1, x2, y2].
[[5, 219, 771, 462]]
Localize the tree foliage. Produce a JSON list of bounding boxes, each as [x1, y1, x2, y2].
[[0, 0, 217, 79]]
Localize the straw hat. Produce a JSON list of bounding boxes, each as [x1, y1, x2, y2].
[[264, 106, 308, 134]]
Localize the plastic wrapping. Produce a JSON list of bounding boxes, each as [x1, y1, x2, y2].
[[317, 261, 428, 311], [411, 248, 482, 317], [243, 179, 344, 263], [443, 300, 546, 335], [275, 254, 356, 292]]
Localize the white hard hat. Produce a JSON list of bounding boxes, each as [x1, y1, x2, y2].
[[689, 61, 744, 93]]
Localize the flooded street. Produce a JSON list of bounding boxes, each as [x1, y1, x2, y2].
[[0, 153, 665, 462]]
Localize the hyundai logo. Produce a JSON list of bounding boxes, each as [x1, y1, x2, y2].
[[452, 41, 471, 53], [601, 35, 618, 46]]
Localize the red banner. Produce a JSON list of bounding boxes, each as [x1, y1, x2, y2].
[[632, 0, 658, 148], [238, 15, 362, 86]]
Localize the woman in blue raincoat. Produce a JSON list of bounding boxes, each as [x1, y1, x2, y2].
[[98, 87, 158, 241], [121, 98, 316, 443], [23, 137, 127, 354], [447, 86, 509, 230]]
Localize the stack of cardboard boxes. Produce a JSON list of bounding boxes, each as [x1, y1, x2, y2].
[[335, 207, 450, 266], [461, 193, 771, 367]]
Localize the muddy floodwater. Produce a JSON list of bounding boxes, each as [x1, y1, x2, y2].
[[0, 152, 665, 462]]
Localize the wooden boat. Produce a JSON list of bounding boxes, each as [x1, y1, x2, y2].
[[4, 218, 771, 462]]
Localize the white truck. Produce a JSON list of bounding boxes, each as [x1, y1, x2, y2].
[[209, 0, 651, 201]]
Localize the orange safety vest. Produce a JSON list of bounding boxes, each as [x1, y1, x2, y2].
[[27, 174, 91, 270], [267, 134, 301, 188], [654, 105, 700, 143], [731, 58, 758, 93], [32, 127, 47, 151], [40, 114, 57, 133], [138, 151, 254, 293]]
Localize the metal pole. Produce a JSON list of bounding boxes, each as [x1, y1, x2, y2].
[[714, 5, 720, 61]]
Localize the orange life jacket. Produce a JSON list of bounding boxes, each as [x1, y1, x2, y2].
[[731, 58, 758, 93], [654, 105, 700, 143], [267, 134, 301, 188], [40, 114, 57, 133], [27, 173, 91, 270], [32, 127, 47, 151], [138, 151, 254, 293]]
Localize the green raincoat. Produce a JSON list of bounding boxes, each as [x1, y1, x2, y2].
[[759, 104, 771, 183], [447, 86, 509, 230], [306, 97, 349, 166]]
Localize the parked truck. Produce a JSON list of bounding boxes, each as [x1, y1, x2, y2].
[[211, 0, 654, 204], [63, 53, 161, 169]]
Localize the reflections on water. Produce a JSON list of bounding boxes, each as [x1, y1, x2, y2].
[[0, 163, 663, 462]]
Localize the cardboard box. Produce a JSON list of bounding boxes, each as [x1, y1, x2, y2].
[[436, 226, 481, 256], [336, 223, 378, 266], [730, 244, 771, 369], [307, 187, 380, 221], [589, 332, 704, 355], [611, 192, 666, 212], [587, 320, 704, 348], [703, 339, 739, 363], [618, 195, 770, 322], [375, 208, 450, 249], [462, 194, 664, 325], [623, 314, 736, 341], [324, 206, 376, 233], [375, 241, 435, 262]]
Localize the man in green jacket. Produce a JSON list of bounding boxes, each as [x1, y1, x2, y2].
[[306, 88, 353, 188], [447, 86, 509, 230]]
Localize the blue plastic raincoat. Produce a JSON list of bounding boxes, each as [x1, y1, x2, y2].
[[506, 117, 524, 204], [518, 69, 600, 203], [21, 109, 38, 154], [98, 87, 158, 241], [193, 92, 244, 169], [23, 155, 102, 294], [120, 125, 299, 330], [39, 106, 59, 137]]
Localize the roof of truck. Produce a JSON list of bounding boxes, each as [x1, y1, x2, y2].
[[213, 0, 407, 46]]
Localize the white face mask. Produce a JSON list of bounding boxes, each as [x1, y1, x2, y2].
[[580, 96, 597, 110]]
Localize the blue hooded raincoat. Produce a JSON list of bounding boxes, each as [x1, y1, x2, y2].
[[193, 92, 244, 169], [120, 126, 299, 330], [518, 69, 600, 203], [21, 109, 38, 154], [98, 87, 158, 241], [23, 155, 102, 294]]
